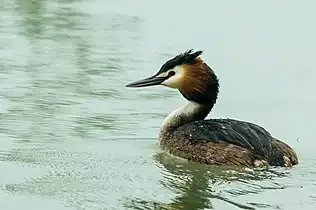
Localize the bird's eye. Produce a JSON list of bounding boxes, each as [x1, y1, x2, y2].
[[168, 71, 175, 77]]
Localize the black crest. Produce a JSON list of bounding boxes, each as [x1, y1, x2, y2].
[[158, 49, 203, 73]]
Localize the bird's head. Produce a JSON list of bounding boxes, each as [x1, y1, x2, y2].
[[126, 50, 219, 106]]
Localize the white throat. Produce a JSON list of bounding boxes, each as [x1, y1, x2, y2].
[[161, 101, 204, 132]]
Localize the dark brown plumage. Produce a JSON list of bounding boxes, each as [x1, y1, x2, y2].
[[126, 49, 298, 167], [159, 119, 298, 167]]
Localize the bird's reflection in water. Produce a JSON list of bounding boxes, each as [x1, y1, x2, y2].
[[124, 152, 288, 210]]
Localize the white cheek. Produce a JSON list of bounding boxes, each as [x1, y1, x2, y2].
[[157, 71, 169, 77], [159, 65, 185, 88], [161, 74, 182, 88]]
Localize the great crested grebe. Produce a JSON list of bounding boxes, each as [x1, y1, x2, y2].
[[126, 50, 298, 167]]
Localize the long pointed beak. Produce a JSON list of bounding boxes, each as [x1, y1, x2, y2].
[[125, 75, 167, 88]]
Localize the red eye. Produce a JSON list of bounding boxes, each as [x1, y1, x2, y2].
[[168, 71, 175, 77]]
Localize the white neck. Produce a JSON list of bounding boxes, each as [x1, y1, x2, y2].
[[160, 101, 210, 132]]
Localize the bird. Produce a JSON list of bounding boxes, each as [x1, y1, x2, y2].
[[125, 49, 298, 167]]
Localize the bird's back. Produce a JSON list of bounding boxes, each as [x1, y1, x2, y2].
[[176, 119, 272, 158], [160, 119, 273, 166]]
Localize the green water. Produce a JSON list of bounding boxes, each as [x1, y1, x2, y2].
[[0, 0, 315, 209]]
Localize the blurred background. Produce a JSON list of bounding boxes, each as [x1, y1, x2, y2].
[[0, 0, 315, 209]]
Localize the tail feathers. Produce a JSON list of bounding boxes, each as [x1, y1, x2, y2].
[[268, 138, 298, 167]]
